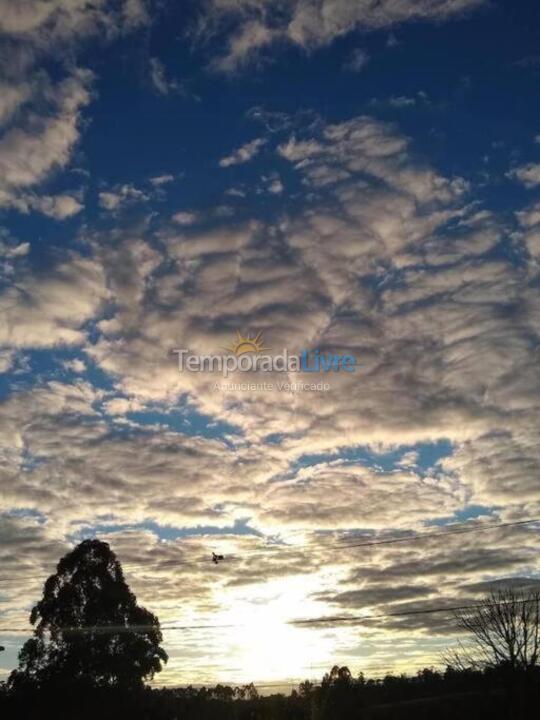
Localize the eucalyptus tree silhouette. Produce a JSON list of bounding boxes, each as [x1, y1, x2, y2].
[[9, 539, 167, 690]]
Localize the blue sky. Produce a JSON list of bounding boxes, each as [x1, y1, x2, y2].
[[0, 0, 539, 686]]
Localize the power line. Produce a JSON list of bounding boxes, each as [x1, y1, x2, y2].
[[149, 661, 452, 689], [153, 677, 322, 689], [289, 601, 517, 626], [114, 662, 446, 690], [0, 517, 538, 586], [311, 517, 540, 551], [2, 597, 537, 635], [0, 560, 197, 585], [225, 517, 540, 558]]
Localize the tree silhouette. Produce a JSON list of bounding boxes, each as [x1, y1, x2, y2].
[[9, 539, 167, 690], [316, 665, 359, 719], [448, 589, 540, 673]]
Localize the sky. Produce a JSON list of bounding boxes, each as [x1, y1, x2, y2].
[[0, 0, 540, 689]]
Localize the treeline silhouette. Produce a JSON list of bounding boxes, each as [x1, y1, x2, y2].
[[1, 539, 539, 719], [2, 663, 538, 720]]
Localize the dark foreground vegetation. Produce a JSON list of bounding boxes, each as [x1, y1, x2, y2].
[[2, 664, 539, 720], [2, 539, 540, 719]]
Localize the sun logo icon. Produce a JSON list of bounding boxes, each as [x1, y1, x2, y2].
[[225, 330, 270, 356]]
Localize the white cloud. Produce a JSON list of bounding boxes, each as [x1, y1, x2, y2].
[[260, 463, 465, 531], [172, 211, 199, 225], [277, 116, 467, 202], [517, 201, 540, 259], [225, 186, 246, 197], [260, 172, 284, 195], [0, 237, 29, 259], [0, 0, 149, 219], [65, 115, 537, 520], [1, 107, 539, 683], [267, 177, 284, 194], [0, 254, 108, 349], [0, 71, 91, 187], [149, 173, 175, 186], [0, 81, 33, 128], [122, 0, 149, 29], [98, 192, 122, 211], [209, 18, 278, 73], [27, 192, 83, 218], [201, 0, 485, 73], [0, 68, 92, 216], [0, 0, 148, 50], [102, 396, 145, 415], [0, 232, 30, 280], [508, 162, 540, 188], [0, 348, 15, 373], [343, 48, 370, 72], [62, 358, 87, 373], [98, 183, 150, 211], [149, 57, 184, 96], [369, 95, 418, 109], [219, 137, 267, 167]]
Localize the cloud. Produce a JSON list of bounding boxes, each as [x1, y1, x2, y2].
[[63, 113, 537, 532], [0, 231, 30, 281], [0, 68, 92, 215], [508, 162, 540, 188], [0, 1, 149, 219], [219, 137, 267, 167], [62, 358, 87, 373], [258, 462, 465, 531], [267, 177, 283, 194], [369, 95, 418, 109], [0, 80, 33, 128], [200, 0, 485, 73], [102, 396, 146, 415], [149, 174, 175, 186], [0, 0, 148, 54], [441, 430, 540, 505], [0, 235, 30, 259], [343, 48, 370, 72], [98, 183, 150, 211], [0, 348, 15, 373], [208, 18, 278, 74], [277, 115, 467, 202], [0, 253, 108, 349], [2, 106, 539, 682], [23, 192, 83, 218], [516, 201, 540, 259], [260, 172, 284, 194], [43, 113, 526, 495], [171, 210, 200, 225], [149, 57, 184, 96]]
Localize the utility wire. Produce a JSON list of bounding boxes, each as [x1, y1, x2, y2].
[[308, 517, 540, 551], [1, 597, 538, 635], [0, 517, 538, 586]]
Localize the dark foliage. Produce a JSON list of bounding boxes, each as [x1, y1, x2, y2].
[[2, 664, 540, 720], [449, 588, 540, 672], [8, 539, 167, 691], [2, 546, 540, 719]]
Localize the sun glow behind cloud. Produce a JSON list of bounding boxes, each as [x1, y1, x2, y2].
[[1, 0, 540, 690]]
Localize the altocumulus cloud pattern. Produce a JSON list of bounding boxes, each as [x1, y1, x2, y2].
[[0, 0, 539, 689]]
